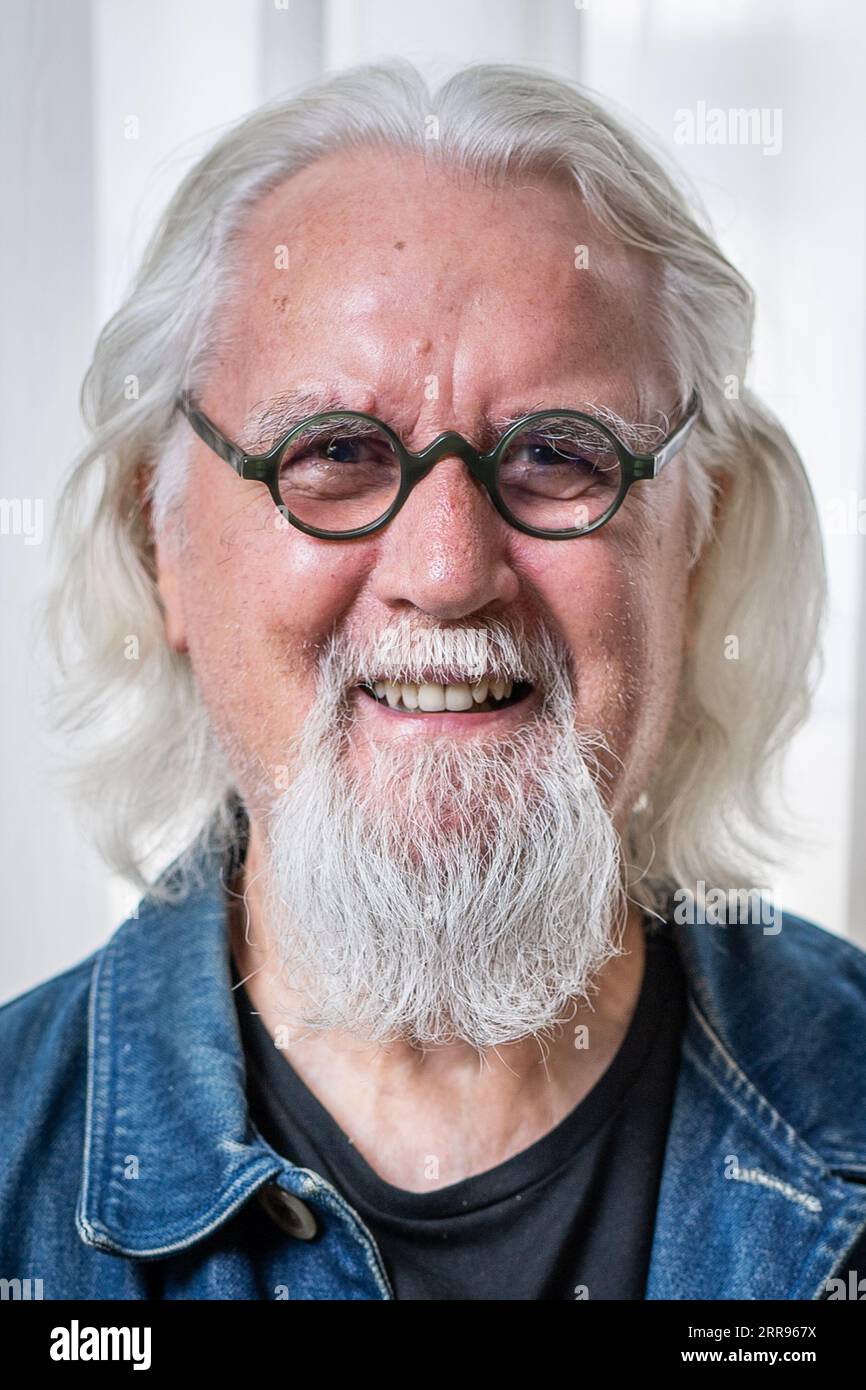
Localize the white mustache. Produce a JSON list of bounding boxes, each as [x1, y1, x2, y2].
[[337, 614, 569, 705]]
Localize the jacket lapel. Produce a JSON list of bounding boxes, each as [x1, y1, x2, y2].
[[646, 915, 866, 1299]]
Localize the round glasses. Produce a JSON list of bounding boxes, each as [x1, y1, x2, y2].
[[175, 393, 700, 541]]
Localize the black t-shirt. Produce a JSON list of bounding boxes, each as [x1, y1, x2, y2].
[[231, 919, 688, 1301]]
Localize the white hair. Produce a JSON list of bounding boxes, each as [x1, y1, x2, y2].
[[38, 59, 826, 915]]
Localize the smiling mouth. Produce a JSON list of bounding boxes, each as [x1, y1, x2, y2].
[[357, 678, 535, 715]]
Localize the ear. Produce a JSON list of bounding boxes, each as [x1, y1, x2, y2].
[[154, 537, 189, 654], [685, 469, 732, 644], [136, 465, 189, 654]]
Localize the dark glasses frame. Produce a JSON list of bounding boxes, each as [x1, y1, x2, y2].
[[174, 389, 701, 541]]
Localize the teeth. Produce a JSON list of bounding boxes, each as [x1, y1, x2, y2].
[[445, 683, 473, 711], [364, 677, 521, 713], [418, 683, 444, 712]]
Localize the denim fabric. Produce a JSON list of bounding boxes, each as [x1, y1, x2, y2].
[[1, 834, 865, 1300]]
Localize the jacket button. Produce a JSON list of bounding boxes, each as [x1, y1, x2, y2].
[[257, 1182, 319, 1241]]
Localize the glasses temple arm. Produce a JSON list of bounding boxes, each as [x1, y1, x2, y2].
[[176, 392, 247, 476], [647, 392, 701, 476]]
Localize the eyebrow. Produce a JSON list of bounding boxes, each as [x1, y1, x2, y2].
[[239, 388, 668, 455], [494, 401, 668, 452], [239, 389, 351, 453]]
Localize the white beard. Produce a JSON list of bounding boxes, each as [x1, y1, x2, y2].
[[257, 617, 628, 1049]]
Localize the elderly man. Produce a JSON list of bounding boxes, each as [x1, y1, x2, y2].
[[2, 60, 865, 1303]]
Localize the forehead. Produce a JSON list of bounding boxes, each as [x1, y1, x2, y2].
[[217, 147, 663, 416]]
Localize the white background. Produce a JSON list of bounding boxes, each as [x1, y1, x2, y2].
[[2, 0, 864, 1004]]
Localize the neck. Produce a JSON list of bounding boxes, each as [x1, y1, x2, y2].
[[229, 815, 647, 1192]]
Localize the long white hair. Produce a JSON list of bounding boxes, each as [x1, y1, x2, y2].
[[38, 59, 826, 914]]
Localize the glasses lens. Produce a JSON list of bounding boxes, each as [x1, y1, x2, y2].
[[497, 414, 623, 533], [278, 415, 401, 533]]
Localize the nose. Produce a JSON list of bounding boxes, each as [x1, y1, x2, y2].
[[370, 452, 521, 621]]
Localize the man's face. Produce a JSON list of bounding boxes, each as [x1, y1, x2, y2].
[[157, 146, 689, 824], [154, 146, 692, 1044]]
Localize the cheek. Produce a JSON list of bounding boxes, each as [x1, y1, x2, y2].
[[521, 532, 646, 700], [177, 481, 371, 789], [520, 523, 688, 786]]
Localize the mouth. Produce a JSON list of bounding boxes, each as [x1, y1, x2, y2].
[[356, 677, 535, 716]]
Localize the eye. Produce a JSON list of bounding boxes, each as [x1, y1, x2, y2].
[[276, 416, 402, 527], [496, 416, 623, 531], [523, 438, 602, 471], [281, 429, 390, 467], [500, 420, 621, 489], [320, 434, 385, 465]]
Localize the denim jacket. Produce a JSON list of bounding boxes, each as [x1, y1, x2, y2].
[[2, 833, 866, 1301]]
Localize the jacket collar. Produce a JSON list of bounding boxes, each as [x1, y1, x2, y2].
[[78, 825, 866, 1292], [76, 827, 286, 1258]]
